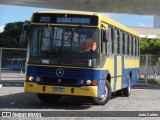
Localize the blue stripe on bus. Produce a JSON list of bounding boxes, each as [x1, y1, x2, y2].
[[26, 64, 139, 93], [113, 55, 117, 92], [122, 67, 139, 88]]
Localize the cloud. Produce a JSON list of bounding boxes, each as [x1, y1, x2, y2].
[[138, 22, 146, 27], [138, 22, 152, 27], [0, 26, 4, 33], [143, 16, 153, 20]]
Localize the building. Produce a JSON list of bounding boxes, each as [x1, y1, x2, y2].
[[130, 27, 160, 39], [154, 16, 160, 28]]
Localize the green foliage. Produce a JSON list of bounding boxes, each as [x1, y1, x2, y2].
[[140, 38, 160, 55], [0, 21, 26, 48]]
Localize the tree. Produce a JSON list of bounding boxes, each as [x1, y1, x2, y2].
[[0, 21, 26, 48], [140, 37, 160, 55]]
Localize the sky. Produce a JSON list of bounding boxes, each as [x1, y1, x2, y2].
[[0, 4, 154, 33]]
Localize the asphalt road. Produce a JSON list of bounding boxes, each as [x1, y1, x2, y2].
[[0, 81, 160, 119]]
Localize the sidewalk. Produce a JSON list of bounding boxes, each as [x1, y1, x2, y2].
[[133, 80, 160, 89], [0, 69, 25, 87], [0, 69, 25, 81]]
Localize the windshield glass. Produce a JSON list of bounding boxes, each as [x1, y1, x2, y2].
[[29, 26, 99, 67]]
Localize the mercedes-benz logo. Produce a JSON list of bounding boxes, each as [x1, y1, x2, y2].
[[56, 68, 64, 77]]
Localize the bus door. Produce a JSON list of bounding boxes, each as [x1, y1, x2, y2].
[[113, 29, 123, 91], [98, 23, 108, 96]]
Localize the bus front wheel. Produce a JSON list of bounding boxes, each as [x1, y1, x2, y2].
[[90, 80, 111, 105], [37, 93, 61, 103]]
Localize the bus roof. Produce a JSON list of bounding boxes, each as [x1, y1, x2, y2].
[[34, 10, 97, 15], [33, 10, 139, 37], [98, 14, 139, 36]]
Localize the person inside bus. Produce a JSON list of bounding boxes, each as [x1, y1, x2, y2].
[[81, 39, 97, 58]]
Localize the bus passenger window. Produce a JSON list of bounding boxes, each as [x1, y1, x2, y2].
[[114, 29, 117, 54], [108, 27, 112, 55], [133, 37, 136, 56], [135, 37, 137, 56], [137, 38, 140, 57], [129, 35, 132, 56], [124, 34, 127, 55], [127, 35, 130, 56], [122, 32, 125, 55], [119, 31, 123, 55], [131, 36, 133, 56], [117, 30, 120, 54], [111, 27, 114, 54], [101, 29, 106, 54]]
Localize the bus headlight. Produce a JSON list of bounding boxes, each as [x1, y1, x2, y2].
[[86, 80, 92, 85], [29, 76, 34, 81]]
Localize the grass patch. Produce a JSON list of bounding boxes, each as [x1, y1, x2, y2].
[[148, 79, 160, 84]]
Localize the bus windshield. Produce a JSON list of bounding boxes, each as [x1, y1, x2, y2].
[[29, 26, 99, 67]]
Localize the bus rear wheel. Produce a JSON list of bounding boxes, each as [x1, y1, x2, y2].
[[122, 77, 131, 97], [90, 80, 111, 105], [37, 93, 61, 103]]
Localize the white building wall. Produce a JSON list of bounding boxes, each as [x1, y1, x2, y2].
[[154, 16, 160, 28]]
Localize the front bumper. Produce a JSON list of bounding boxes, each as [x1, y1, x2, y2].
[[24, 82, 98, 97]]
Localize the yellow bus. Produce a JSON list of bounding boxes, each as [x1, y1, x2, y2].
[[24, 11, 140, 105]]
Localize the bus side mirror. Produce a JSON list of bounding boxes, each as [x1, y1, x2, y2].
[[23, 22, 30, 32], [20, 22, 30, 44]]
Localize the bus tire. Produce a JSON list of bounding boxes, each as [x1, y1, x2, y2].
[[122, 77, 131, 97], [37, 93, 61, 103], [90, 80, 111, 105]]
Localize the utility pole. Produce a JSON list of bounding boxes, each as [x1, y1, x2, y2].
[[0, 48, 2, 88], [145, 54, 148, 85]]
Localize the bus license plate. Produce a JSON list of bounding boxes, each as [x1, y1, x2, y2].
[[53, 87, 64, 92]]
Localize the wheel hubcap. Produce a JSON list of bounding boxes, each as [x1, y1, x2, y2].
[[100, 86, 108, 100], [128, 84, 131, 93], [128, 79, 131, 93]]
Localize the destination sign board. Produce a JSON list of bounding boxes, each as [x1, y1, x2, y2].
[[32, 13, 98, 26]]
